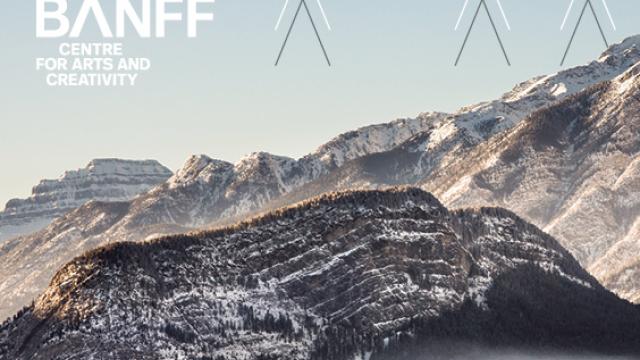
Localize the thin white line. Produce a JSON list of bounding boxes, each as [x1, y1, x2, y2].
[[561, 0, 575, 30], [316, 0, 332, 31], [601, 0, 617, 30], [275, 0, 290, 31], [455, 0, 469, 31], [496, 0, 511, 31]]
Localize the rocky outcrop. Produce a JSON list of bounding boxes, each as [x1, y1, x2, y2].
[[0, 159, 172, 242]]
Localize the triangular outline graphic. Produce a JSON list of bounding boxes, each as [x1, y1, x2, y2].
[[561, 0, 609, 66], [455, 0, 511, 66], [275, 0, 331, 66]]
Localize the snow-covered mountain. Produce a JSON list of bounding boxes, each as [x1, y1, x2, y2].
[[0, 159, 172, 243], [1, 35, 640, 323], [1, 189, 639, 360], [269, 36, 640, 303], [24, 32, 640, 238], [424, 57, 640, 304]]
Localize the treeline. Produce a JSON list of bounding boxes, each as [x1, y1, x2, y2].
[[371, 265, 640, 360]]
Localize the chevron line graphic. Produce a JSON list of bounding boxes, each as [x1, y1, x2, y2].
[[274, 0, 331, 66], [560, 0, 613, 66], [454, 0, 511, 66]]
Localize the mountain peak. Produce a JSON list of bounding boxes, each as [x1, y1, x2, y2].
[[599, 34, 640, 62], [85, 158, 165, 170], [308, 114, 449, 168], [169, 155, 234, 188], [0, 159, 172, 243], [236, 151, 295, 167]]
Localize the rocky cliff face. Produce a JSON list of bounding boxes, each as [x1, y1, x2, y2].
[[0, 159, 172, 243], [1, 189, 638, 360]]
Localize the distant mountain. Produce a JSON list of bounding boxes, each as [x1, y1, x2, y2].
[[0, 159, 172, 243], [1, 36, 640, 322], [1, 189, 638, 360]]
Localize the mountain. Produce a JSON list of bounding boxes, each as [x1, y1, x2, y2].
[[2, 36, 640, 322], [423, 44, 640, 303], [0, 159, 173, 243], [126, 114, 450, 229], [1, 188, 639, 360], [0, 116, 448, 321], [266, 36, 640, 303]]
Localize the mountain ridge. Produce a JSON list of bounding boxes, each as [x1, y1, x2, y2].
[[1, 35, 640, 322], [1, 188, 639, 360]]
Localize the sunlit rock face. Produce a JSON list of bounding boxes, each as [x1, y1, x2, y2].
[[1, 189, 639, 360]]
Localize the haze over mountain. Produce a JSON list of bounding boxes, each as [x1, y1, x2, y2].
[[0, 159, 172, 243], [1, 35, 639, 322], [1, 189, 639, 360]]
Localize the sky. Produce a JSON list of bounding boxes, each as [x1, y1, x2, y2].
[[0, 0, 639, 207]]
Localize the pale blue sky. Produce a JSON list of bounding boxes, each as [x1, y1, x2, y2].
[[0, 0, 638, 207]]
